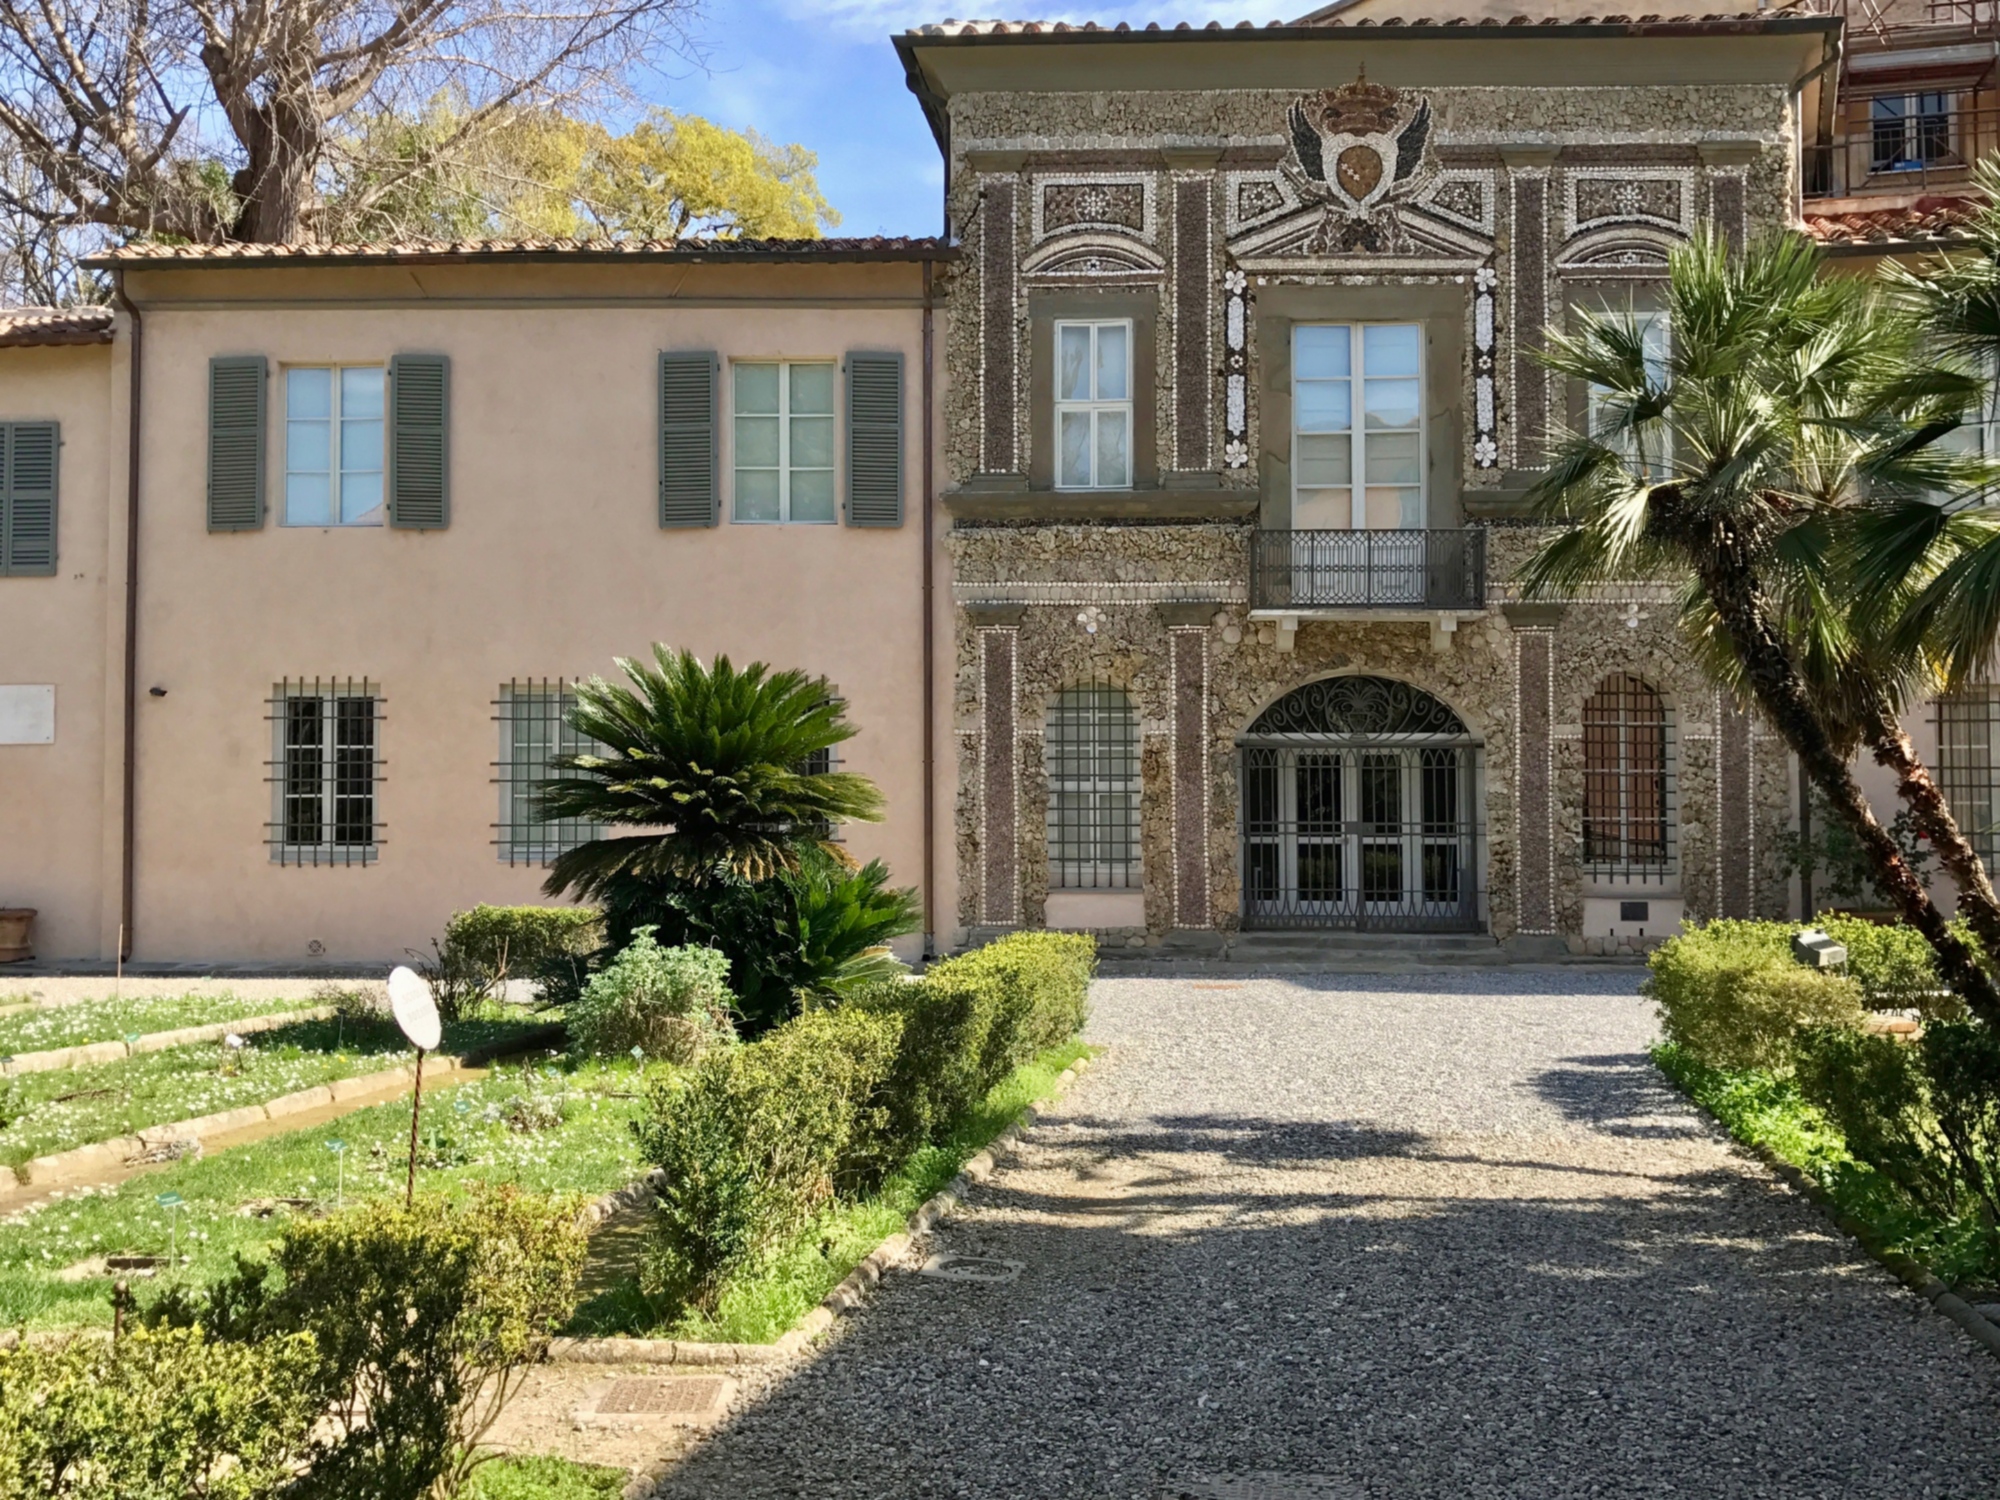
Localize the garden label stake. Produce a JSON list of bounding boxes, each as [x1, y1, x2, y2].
[[157, 1190, 182, 1265], [328, 1138, 346, 1208], [386, 965, 442, 1208]]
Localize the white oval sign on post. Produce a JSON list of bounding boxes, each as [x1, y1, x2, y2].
[[387, 965, 442, 1052]]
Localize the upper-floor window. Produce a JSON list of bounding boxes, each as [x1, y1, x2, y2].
[[1588, 310, 1672, 481], [1293, 323, 1422, 531], [734, 361, 835, 523], [1055, 320, 1131, 490], [285, 367, 384, 527], [1872, 93, 1953, 173]]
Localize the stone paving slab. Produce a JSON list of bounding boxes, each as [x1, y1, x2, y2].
[[638, 971, 2000, 1500]]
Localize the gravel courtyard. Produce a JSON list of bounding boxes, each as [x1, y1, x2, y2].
[[648, 971, 2000, 1499]]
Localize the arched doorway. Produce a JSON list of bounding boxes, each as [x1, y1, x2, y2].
[[1238, 676, 1484, 931]]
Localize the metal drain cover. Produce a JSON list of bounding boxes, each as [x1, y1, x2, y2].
[[917, 1253, 1024, 1283], [597, 1377, 725, 1415], [1170, 1479, 1363, 1500]]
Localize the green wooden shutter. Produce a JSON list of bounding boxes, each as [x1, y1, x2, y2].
[[659, 351, 718, 528], [389, 353, 451, 529], [845, 351, 904, 528], [207, 355, 267, 531], [0, 422, 58, 575]]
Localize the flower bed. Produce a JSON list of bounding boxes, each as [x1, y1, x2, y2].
[[0, 1052, 651, 1330], [0, 990, 329, 1056], [0, 1013, 554, 1173]]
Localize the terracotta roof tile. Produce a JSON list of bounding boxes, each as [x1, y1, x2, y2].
[[0, 305, 114, 347], [1802, 195, 1983, 247], [906, 12, 1795, 32], [87, 235, 952, 267]]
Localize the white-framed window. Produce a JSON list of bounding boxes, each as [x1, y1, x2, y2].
[[1292, 323, 1423, 530], [1588, 309, 1672, 480], [733, 361, 835, 523], [1055, 320, 1132, 490], [1872, 92, 1953, 173], [495, 682, 605, 866], [268, 680, 380, 865], [284, 366, 385, 527], [1046, 683, 1140, 889]]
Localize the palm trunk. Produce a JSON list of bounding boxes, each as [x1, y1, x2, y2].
[[1695, 551, 2000, 1027], [1863, 700, 2000, 965]]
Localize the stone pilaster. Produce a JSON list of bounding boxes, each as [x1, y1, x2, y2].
[[1171, 175, 1213, 474], [979, 625, 1020, 925], [1510, 607, 1559, 935], [1170, 625, 1212, 928], [1717, 694, 1754, 917], [979, 179, 1020, 475]]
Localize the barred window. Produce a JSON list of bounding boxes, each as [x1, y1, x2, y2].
[[1582, 675, 1673, 880], [268, 680, 381, 865], [1938, 686, 2000, 869], [495, 681, 605, 866], [1047, 684, 1140, 890]]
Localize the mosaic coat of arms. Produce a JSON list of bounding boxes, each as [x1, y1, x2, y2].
[[1282, 75, 1440, 253]]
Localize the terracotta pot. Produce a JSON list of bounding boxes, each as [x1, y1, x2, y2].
[[0, 908, 35, 963]]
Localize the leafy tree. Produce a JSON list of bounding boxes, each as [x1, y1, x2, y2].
[[1523, 229, 2000, 1023], [0, 0, 701, 252]]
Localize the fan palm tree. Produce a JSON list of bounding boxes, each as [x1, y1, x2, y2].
[[1523, 228, 2000, 1022], [536, 646, 886, 905]]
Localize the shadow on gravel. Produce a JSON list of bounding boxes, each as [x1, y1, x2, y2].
[[1526, 1053, 1704, 1141], [645, 1107, 2000, 1500]]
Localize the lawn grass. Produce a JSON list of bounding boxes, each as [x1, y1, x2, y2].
[[0, 1051, 653, 1330], [567, 1038, 1094, 1344], [1653, 1040, 1999, 1285], [465, 1455, 627, 1500], [0, 990, 328, 1056], [0, 1013, 549, 1172]]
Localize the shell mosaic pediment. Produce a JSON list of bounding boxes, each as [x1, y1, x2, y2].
[[1031, 175, 1156, 244]]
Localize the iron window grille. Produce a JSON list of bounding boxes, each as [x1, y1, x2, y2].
[[1237, 676, 1484, 932], [1047, 683, 1141, 890], [794, 743, 845, 842], [494, 680, 608, 867], [1937, 686, 2000, 871], [1581, 674, 1676, 885], [267, 679, 383, 865]]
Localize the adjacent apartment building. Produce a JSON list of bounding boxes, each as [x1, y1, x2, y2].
[[7, 8, 1965, 968]]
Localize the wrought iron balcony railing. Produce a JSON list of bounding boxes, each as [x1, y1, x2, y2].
[[1250, 528, 1487, 612]]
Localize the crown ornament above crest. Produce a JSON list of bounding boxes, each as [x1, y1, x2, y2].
[[1283, 70, 1440, 225]]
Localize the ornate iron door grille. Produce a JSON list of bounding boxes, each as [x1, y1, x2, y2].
[[1238, 676, 1485, 932]]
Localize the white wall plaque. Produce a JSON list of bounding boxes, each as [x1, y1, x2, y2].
[[0, 685, 53, 745]]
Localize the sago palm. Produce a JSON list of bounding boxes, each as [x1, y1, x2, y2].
[[1523, 228, 2000, 1022], [537, 645, 886, 903]]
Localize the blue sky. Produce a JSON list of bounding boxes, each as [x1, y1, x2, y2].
[[648, 2, 1295, 238]]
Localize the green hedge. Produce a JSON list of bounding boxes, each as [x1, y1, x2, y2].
[[632, 931, 1094, 1316], [1645, 920, 1865, 1072]]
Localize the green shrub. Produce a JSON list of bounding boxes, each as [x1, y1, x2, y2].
[[1919, 1019, 2000, 1237], [929, 931, 1096, 1070], [157, 1186, 587, 1500], [1645, 921, 1866, 1071], [633, 1007, 901, 1314], [1814, 915, 1963, 1019], [566, 928, 735, 1062], [1793, 1024, 1962, 1219], [845, 971, 1002, 1164], [417, 905, 605, 1019], [0, 1326, 319, 1500]]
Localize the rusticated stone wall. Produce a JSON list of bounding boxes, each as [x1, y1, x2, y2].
[[953, 523, 1793, 940]]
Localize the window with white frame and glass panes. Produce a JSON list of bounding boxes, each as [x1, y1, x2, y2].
[[1582, 674, 1674, 883], [1938, 686, 2000, 870], [269, 680, 381, 864], [285, 367, 384, 526], [1055, 321, 1131, 489], [1872, 92, 1953, 173], [1046, 684, 1140, 889], [495, 682, 607, 865], [1292, 324, 1423, 530], [734, 361, 835, 523], [1587, 310, 1672, 480]]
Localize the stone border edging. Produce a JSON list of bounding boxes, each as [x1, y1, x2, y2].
[[548, 1051, 1097, 1371], [0, 1005, 338, 1077], [0, 1021, 568, 1193], [1737, 1131, 2000, 1362]]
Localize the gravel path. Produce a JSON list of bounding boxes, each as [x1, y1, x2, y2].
[[647, 971, 2000, 1499]]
